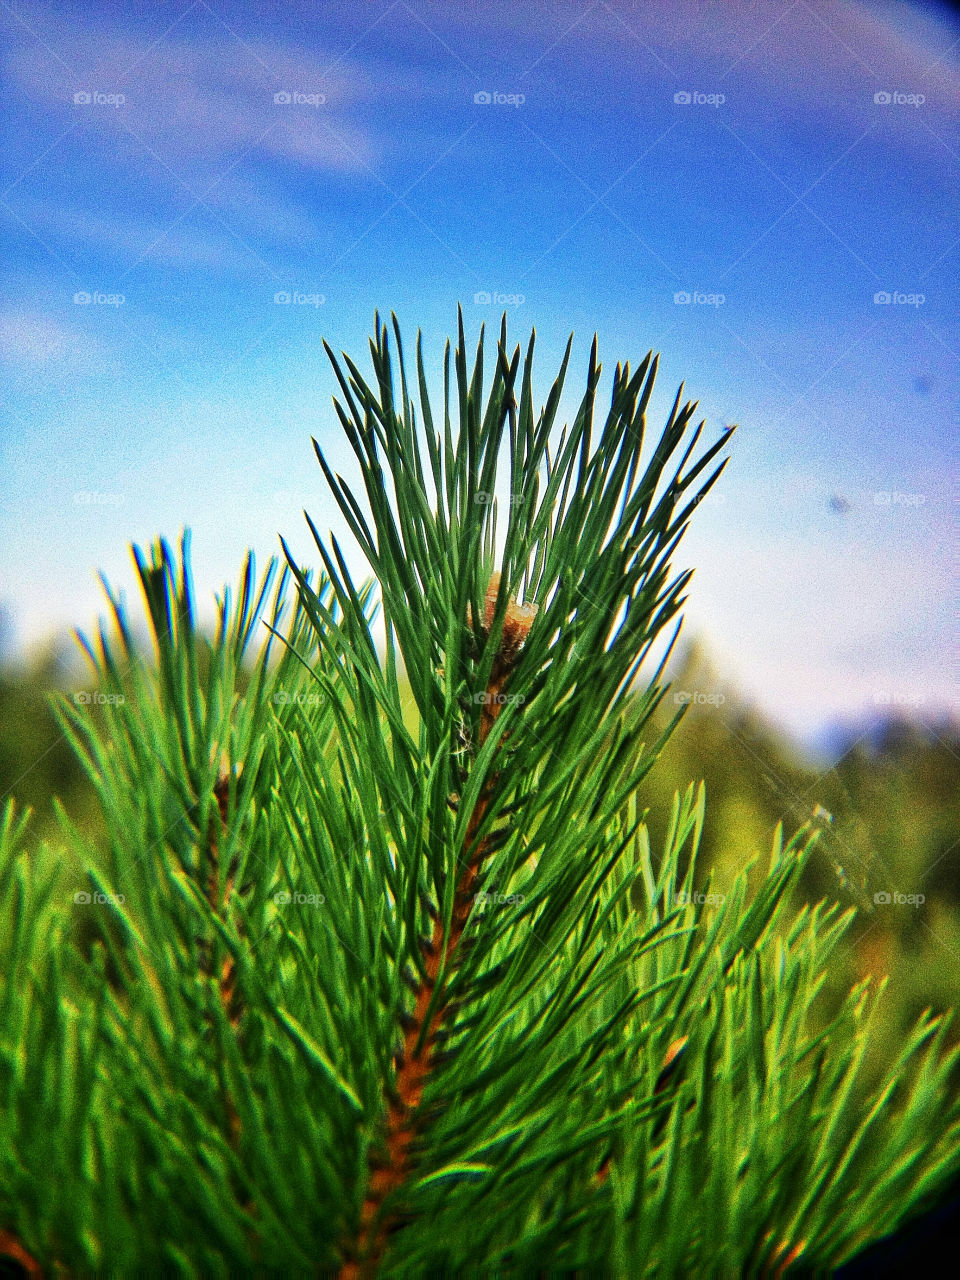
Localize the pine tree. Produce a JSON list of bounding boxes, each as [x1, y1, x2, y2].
[[1, 309, 958, 1276]]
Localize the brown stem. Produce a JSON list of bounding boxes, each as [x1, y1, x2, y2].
[[340, 573, 538, 1278], [204, 762, 257, 1246], [0, 1230, 42, 1277], [206, 768, 243, 1030], [0, 770, 252, 1280], [341, 695, 502, 1276]]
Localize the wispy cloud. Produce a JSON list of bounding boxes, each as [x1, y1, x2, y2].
[[6, 28, 387, 172], [3, 16, 445, 272], [0, 308, 98, 366]]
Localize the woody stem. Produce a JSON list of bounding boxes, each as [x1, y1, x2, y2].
[[340, 656, 513, 1278]]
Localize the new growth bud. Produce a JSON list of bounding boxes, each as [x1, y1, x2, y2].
[[467, 571, 538, 665]]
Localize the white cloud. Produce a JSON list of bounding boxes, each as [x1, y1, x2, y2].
[[0, 310, 98, 365], [3, 21, 446, 270], [6, 28, 419, 176]]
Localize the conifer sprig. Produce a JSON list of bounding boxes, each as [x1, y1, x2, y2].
[[1, 311, 958, 1276], [282, 307, 735, 1271]]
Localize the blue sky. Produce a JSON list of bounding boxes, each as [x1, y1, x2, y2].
[[0, 0, 957, 755]]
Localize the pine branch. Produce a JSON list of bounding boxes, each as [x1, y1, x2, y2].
[[305, 310, 735, 1270], [2, 310, 958, 1275], [341, 571, 537, 1277], [202, 761, 245, 1027], [201, 756, 255, 1246]]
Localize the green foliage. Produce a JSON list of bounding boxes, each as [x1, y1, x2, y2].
[[1, 310, 958, 1276]]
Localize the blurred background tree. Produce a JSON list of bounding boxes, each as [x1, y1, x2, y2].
[[0, 640, 103, 847], [639, 638, 960, 1091]]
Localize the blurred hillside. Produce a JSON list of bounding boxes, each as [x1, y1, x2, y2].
[[643, 640, 960, 1084], [0, 640, 104, 847]]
